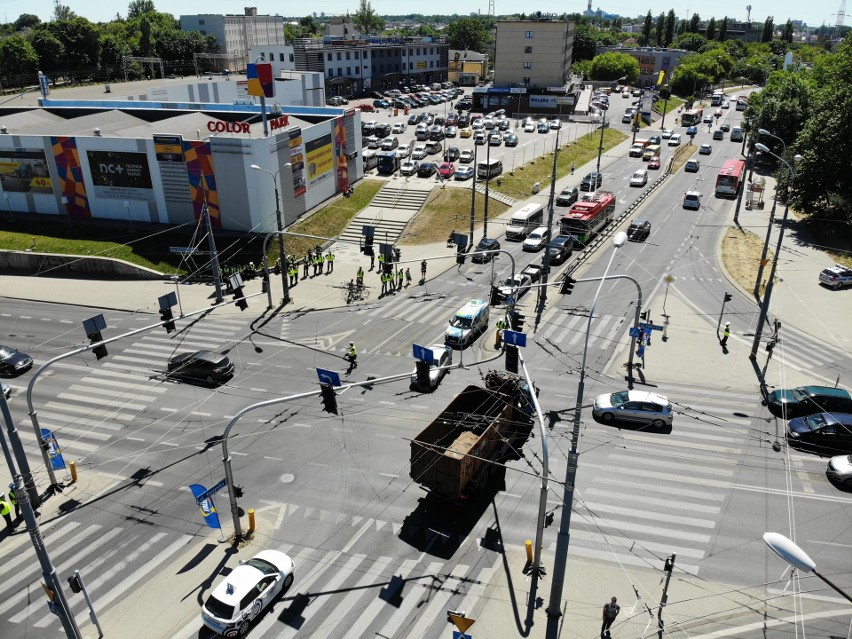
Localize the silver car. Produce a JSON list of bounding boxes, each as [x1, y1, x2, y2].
[[827, 454, 852, 485], [592, 390, 673, 428], [410, 344, 453, 392]]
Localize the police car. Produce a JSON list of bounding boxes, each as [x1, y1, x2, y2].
[[201, 550, 295, 637], [819, 264, 852, 290], [445, 299, 490, 347]]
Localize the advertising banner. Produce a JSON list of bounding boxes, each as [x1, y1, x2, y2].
[[0, 148, 53, 193], [246, 63, 274, 98], [183, 140, 220, 228], [529, 95, 557, 109], [333, 116, 349, 192], [87, 150, 155, 201], [153, 135, 184, 163], [288, 128, 306, 197], [51, 136, 91, 218], [189, 484, 222, 530], [305, 134, 333, 187]]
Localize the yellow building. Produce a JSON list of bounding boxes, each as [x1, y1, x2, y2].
[[448, 50, 488, 86]]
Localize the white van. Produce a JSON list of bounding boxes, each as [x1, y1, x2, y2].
[[445, 299, 490, 347], [476, 158, 503, 180], [505, 203, 545, 241]]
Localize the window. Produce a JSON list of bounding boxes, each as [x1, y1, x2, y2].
[[336, 52, 341, 60], [380, 64, 385, 72], [524, 46, 533, 53], [355, 66, 359, 74], [525, 31, 534, 38], [409, 48, 414, 56], [430, 61, 433, 68], [338, 67, 342, 76], [199, 19, 205, 25], [523, 62, 532, 69], [327, 53, 332, 61], [346, 52, 351, 60], [328, 68, 333, 77], [416, 48, 420, 55], [403, 63, 407, 70], [522, 76, 531, 85], [355, 51, 359, 59], [347, 67, 351, 75]]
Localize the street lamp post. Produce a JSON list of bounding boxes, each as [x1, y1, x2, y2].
[[749, 146, 802, 361], [764, 532, 852, 603], [546, 232, 629, 635], [595, 106, 607, 178], [753, 129, 786, 299], [250, 164, 291, 305]]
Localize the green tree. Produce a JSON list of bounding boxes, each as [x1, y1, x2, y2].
[[761, 17, 774, 43], [641, 11, 653, 46], [781, 19, 794, 43], [674, 32, 708, 52], [53, 3, 76, 21], [705, 18, 717, 41], [28, 29, 65, 71], [14, 14, 41, 31], [0, 35, 39, 77], [128, 0, 156, 19], [718, 16, 728, 42], [655, 13, 665, 46], [689, 13, 700, 33], [299, 15, 322, 36], [664, 10, 676, 46], [445, 17, 490, 52], [41, 18, 100, 70], [588, 52, 640, 83], [352, 0, 384, 35]]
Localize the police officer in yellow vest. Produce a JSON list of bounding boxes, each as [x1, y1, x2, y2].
[[346, 342, 358, 368], [380, 271, 388, 296], [325, 251, 335, 273], [495, 318, 506, 348], [8, 484, 20, 518], [0, 493, 14, 531]]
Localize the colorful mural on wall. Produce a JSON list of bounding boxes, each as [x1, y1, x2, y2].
[[50, 136, 90, 218], [334, 116, 349, 192], [183, 140, 220, 229]]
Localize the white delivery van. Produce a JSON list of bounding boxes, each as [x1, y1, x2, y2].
[[445, 299, 490, 347], [505, 203, 545, 241]]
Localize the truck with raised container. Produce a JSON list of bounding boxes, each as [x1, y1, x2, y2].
[[409, 372, 535, 502]]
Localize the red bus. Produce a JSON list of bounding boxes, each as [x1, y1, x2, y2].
[[681, 108, 703, 127], [715, 158, 746, 198], [559, 191, 617, 245]]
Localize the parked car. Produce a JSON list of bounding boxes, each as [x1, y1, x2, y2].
[[429, 125, 444, 141], [522, 226, 549, 252], [201, 549, 295, 637], [580, 172, 603, 191], [358, 104, 375, 113], [488, 133, 502, 146], [409, 343, 453, 392], [699, 144, 712, 155], [547, 236, 573, 265], [683, 191, 701, 210], [326, 96, 347, 106], [504, 133, 519, 147], [668, 133, 682, 146], [627, 219, 651, 241], [411, 145, 427, 160], [400, 161, 419, 176], [417, 162, 437, 177], [459, 127, 473, 138], [556, 187, 579, 207], [474, 131, 486, 145], [0, 345, 33, 376], [444, 126, 458, 138], [471, 237, 500, 263], [444, 146, 460, 162], [647, 156, 661, 170], [424, 140, 443, 155], [593, 390, 673, 428], [380, 137, 399, 151], [787, 412, 852, 453], [391, 122, 406, 134], [167, 351, 234, 384], [819, 264, 852, 290], [455, 165, 475, 180], [768, 386, 852, 418], [438, 162, 456, 179], [459, 149, 475, 164], [365, 136, 380, 149], [826, 454, 852, 485], [630, 169, 648, 187], [684, 159, 700, 172]]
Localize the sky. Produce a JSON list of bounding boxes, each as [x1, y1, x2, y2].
[[3, 0, 838, 30]]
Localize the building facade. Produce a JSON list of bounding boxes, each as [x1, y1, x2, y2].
[[597, 46, 690, 87], [180, 8, 286, 69], [448, 50, 488, 86], [493, 19, 574, 88], [292, 37, 450, 97]]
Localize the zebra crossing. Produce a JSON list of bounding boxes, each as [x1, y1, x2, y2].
[[18, 318, 248, 460]]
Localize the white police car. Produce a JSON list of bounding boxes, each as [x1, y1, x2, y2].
[[201, 550, 295, 637], [819, 264, 852, 290]]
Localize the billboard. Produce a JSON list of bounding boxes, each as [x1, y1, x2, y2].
[[288, 127, 306, 197], [0, 148, 53, 193], [529, 95, 557, 109], [305, 134, 333, 187], [333, 116, 349, 192], [153, 135, 184, 163], [86, 150, 155, 201], [246, 63, 274, 98]]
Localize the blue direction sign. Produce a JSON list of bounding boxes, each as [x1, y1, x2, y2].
[[452, 632, 472, 639], [316, 367, 342, 387], [503, 329, 527, 347], [195, 478, 227, 503], [629, 327, 642, 338], [639, 322, 663, 332], [412, 343, 434, 364]]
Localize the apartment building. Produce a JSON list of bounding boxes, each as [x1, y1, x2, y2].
[[493, 18, 574, 88]]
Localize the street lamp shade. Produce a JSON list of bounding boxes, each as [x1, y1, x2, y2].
[[249, 164, 262, 171], [612, 231, 628, 248], [758, 128, 771, 136], [755, 142, 771, 154], [793, 154, 803, 164], [763, 532, 816, 572]]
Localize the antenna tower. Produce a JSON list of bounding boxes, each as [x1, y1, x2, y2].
[[489, 0, 495, 17], [836, 0, 847, 25], [745, 5, 752, 22]]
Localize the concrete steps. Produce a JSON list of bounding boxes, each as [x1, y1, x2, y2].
[[337, 184, 434, 245]]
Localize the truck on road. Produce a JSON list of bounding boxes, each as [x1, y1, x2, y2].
[[409, 372, 535, 502]]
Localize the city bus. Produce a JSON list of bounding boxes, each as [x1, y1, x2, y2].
[[376, 151, 400, 175], [710, 91, 724, 106], [715, 158, 747, 198], [559, 191, 617, 246], [681, 108, 703, 127]]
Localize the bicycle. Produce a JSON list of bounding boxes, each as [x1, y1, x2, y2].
[[341, 280, 370, 304]]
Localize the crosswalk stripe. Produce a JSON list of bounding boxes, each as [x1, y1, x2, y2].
[[39, 411, 124, 430], [569, 528, 706, 559], [564, 545, 700, 575], [77, 377, 167, 393], [112, 354, 158, 366], [122, 345, 180, 356], [56, 393, 146, 411], [400, 299, 446, 323], [604, 454, 737, 477], [65, 385, 159, 403], [402, 562, 469, 638], [618, 432, 742, 455], [582, 501, 716, 528], [584, 487, 721, 514], [0, 521, 82, 577], [374, 560, 444, 638], [451, 560, 500, 620], [141, 336, 224, 349], [42, 401, 136, 421], [343, 558, 419, 638], [584, 464, 732, 490], [576, 512, 712, 543], [99, 362, 153, 376], [15, 428, 101, 452], [317, 555, 397, 635], [598, 477, 726, 501]]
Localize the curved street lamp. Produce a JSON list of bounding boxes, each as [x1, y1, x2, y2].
[[764, 532, 852, 603]]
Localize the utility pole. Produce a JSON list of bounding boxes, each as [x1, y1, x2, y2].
[[536, 126, 560, 327], [595, 108, 607, 177], [484, 139, 491, 238], [469, 141, 478, 243], [202, 183, 224, 304], [658, 554, 676, 639]]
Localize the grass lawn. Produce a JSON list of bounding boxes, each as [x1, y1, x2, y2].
[[490, 128, 628, 201], [401, 188, 508, 245], [722, 227, 773, 294]]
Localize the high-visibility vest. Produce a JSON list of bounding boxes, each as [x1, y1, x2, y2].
[[348, 345, 357, 357], [0, 500, 10, 516], [357, 268, 364, 278], [8, 489, 16, 506], [326, 253, 334, 262]]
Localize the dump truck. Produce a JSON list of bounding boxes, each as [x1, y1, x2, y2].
[[409, 372, 535, 501]]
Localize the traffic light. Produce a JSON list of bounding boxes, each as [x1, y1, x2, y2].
[[724, 291, 732, 303], [505, 344, 519, 373], [664, 555, 675, 572], [489, 286, 501, 306], [393, 247, 401, 262], [261, 275, 269, 294], [232, 286, 248, 311], [415, 360, 430, 389], [456, 246, 466, 265], [511, 311, 525, 332], [640, 310, 649, 321], [233, 484, 244, 498], [67, 575, 82, 594], [87, 329, 108, 360], [159, 307, 175, 333], [320, 383, 338, 415], [559, 275, 575, 295]]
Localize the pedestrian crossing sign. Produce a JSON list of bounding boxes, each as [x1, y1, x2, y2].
[[449, 614, 475, 633]]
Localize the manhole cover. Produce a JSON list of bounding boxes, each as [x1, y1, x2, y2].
[[280, 473, 295, 484]]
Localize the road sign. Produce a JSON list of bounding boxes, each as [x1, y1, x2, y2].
[[639, 322, 663, 332], [195, 478, 227, 503], [629, 327, 642, 338], [452, 632, 472, 639], [316, 367, 342, 387], [503, 329, 527, 347], [664, 275, 674, 284], [449, 613, 475, 633], [412, 343, 435, 364], [169, 246, 196, 254]]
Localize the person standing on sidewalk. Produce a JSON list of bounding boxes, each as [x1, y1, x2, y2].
[[420, 260, 427, 285], [7, 485, 20, 517], [369, 250, 375, 271], [326, 251, 335, 274], [380, 271, 388, 296], [721, 322, 731, 346], [356, 266, 364, 288], [378, 252, 385, 273], [405, 268, 412, 287], [0, 494, 14, 531], [601, 596, 620, 636], [304, 251, 311, 278], [288, 263, 298, 286], [397, 268, 404, 291]]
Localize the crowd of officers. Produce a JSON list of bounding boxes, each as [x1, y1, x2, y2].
[[218, 245, 336, 289]]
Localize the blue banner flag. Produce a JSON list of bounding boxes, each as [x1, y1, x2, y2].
[[189, 484, 222, 530], [40, 428, 66, 471]]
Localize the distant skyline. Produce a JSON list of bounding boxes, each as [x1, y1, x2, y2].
[[3, 0, 838, 31]]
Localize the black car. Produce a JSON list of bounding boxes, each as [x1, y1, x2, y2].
[[547, 236, 573, 265], [580, 172, 603, 191], [458, 114, 470, 127], [407, 114, 419, 125], [167, 351, 234, 384], [787, 412, 852, 454], [556, 187, 579, 207], [417, 162, 437, 177], [504, 133, 519, 147], [627, 219, 651, 242], [444, 146, 460, 162], [768, 386, 852, 418], [429, 125, 445, 141], [471, 237, 501, 263], [0, 345, 33, 376]]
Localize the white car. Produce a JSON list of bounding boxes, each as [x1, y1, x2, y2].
[[522, 226, 549, 252], [455, 165, 475, 180], [445, 126, 457, 138], [683, 190, 701, 210], [592, 390, 673, 428], [827, 454, 852, 485], [629, 169, 648, 187], [411, 145, 427, 160], [524, 121, 536, 133], [397, 146, 410, 159], [410, 344, 453, 391], [549, 118, 561, 130], [668, 133, 681, 146], [400, 161, 419, 176], [722, 100, 730, 109], [391, 122, 406, 134], [365, 136, 380, 149], [459, 149, 474, 164], [201, 550, 295, 637], [471, 119, 485, 130], [661, 128, 674, 139]]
